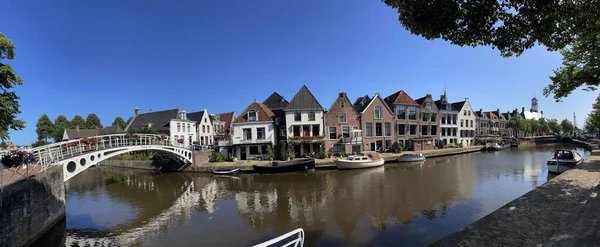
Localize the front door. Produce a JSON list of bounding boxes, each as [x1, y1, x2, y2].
[[370, 142, 376, 151], [240, 147, 247, 160]]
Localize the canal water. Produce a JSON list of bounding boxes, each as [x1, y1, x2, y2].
[[35, 144, 589, 247]]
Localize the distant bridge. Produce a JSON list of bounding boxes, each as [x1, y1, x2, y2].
[[30, 133, 193, 181]]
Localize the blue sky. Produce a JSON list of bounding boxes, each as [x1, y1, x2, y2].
[[2, 0, 596, 145]]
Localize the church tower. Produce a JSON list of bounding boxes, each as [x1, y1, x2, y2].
[[531, 96, 538, 112]]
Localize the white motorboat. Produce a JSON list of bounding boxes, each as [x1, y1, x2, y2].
[[547, 149, 585, 174], [397, 153, 425, 162], [335, 152, 385, 170]]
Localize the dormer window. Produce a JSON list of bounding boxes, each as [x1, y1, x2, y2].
[[340, 100, 345, 108], [248, 110, 257, 121]]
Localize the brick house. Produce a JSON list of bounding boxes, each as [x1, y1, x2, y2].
[[414, 94, 440, 151], [384, 90, 420, 151], [325, 92, 361, 154], [354, 93, 395, 152]]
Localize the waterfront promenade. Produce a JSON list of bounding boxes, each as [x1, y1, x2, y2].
[[435, 140, 600, 246]]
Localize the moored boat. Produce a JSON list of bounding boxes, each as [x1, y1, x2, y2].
[[253, 159, 315, 174], [211, 168, 240, 175], [486, 142, 509, 151], [335, 152, 384, 170], [547, 149, 584, 174], [397, 153, 425, 162]]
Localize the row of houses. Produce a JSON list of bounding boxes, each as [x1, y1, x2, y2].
[[61, 85, 544, 161]]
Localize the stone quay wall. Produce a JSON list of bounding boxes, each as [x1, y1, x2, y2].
[[0, 166, 65, 247]]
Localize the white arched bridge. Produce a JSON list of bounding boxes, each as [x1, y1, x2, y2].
[[30, 133, 193, 181]]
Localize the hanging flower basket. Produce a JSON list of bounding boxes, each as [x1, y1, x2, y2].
[[161, 135, 167, 141], [1, 151, 36, 168], [178, 139, 184, 144]]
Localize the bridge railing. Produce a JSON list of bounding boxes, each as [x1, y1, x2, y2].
[[30, 133, 192, 171]]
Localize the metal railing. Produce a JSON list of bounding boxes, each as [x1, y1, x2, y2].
[[252, 228, 304, 247]]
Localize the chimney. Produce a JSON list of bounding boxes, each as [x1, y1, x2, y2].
[[497, 108, 500, 114], [465, 97, 469, 101], [339, 92, 346, 98], [135, 107, 139, 116], [541, 110, 544, 115], [522, 107, 525, 113], [479, 108, 482, 112]]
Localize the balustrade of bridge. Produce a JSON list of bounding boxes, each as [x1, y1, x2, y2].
[[30, 133, 190, 171]]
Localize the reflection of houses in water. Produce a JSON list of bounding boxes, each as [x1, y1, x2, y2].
[[236, 190, 278, 213]]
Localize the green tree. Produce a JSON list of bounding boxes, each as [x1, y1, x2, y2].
[[548, 119, 563, 134], [0, 141, 7, 149], [586, 94, 600, 136], [112, 116, 127, 129], [53, 115, 70, 142], [35, 114, 54, 142], [530, 119, 542, 137], [560, 119, 575, 134], [85, 113, 103, 129], [0, 32, 26, 140], [506, 116, 523, 137], [382, 0, 600, 101], [539, 118, 550, 134], [70, 115, 85, 129]]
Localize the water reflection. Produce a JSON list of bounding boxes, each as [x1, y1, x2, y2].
[[36, 144, 589, 246]]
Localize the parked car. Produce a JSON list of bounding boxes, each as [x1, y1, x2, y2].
[[193, 144, 202, 151]]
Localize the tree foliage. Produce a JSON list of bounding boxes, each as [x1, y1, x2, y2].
[[382, 0, 600, 101], [585, 94, 600, 135], [548, 119, 563, 134], [0, 141, 7, 149], [0, 32, 26, 140], [85, 113, 103, 129], [539, 118, 550, 133], [506, 116, 523, 137], [112, 116, 127, 129], [53, 115, 70, 142], [560, 119, 575, 134], [35, 114, 54, 142], [70, 115, 85, 129]]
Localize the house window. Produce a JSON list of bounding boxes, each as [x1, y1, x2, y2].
[[294, 112, 301, 121], [249, 146, 259, 155], [431, 113, 436, 122], [441, 114, 446, 124], [257, 128, 265, 140], [329, 127, 337, 139], [332, 144, 341, 152], [342, 126, 350, 138], [470, 120, 474, 128], [426, 102, 432, 111], [374, 106, 382, 119], [409, 125, 417, 135], [384, 123, 391, 137], [308, 112, 316, 121], [177, 123, 181, 132], [421, 113, 429, 121], [207, 125, 210, 133], [431, 126, 437, 136], [352, 126, 359, 137], [396, 105, 406, 120], [408, 106, 417, 120], [243, 128, 252, 140], [461, 119, 464, 127], [453, 128, 457, 136], [464, 111, 467, 116], [187, 124, 190, 132], [338, 113, 347, 123], [340, 100, 345, 108], [175, 135, 178, 141], [248, 110, 257, 122], [312, 125, 320, 136], [200, 136, 204, 145], [202, 125, 205, 133], [453, 115, 457, 125], [421, 125, 428, 136], [397, 124, 406, 135], [442, 128, 446, 136], [468, 111, 471, 116], [293, 126, 301, 137], [365, 123, 373, 137], [375, 123, 383, 137]]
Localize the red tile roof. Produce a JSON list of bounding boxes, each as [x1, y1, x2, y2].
[[235, 102, 275, 123], [215, 111, 235, 128], [384, 90, 419, 109]]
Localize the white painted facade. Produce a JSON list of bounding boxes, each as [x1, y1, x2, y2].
[[456, 99, 476, 146], [284, 111, 324, 138], [195, 109, 214, 146], [232, 121, 275, 160], [169, 110, 197, 147]]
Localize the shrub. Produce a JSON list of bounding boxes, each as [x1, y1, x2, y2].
[[228, 154, 236, 162], [287, 143, 295, 159], [266, 145, 274, 160], [213, 152, 225, 162], [279, 140, 288, 160]]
